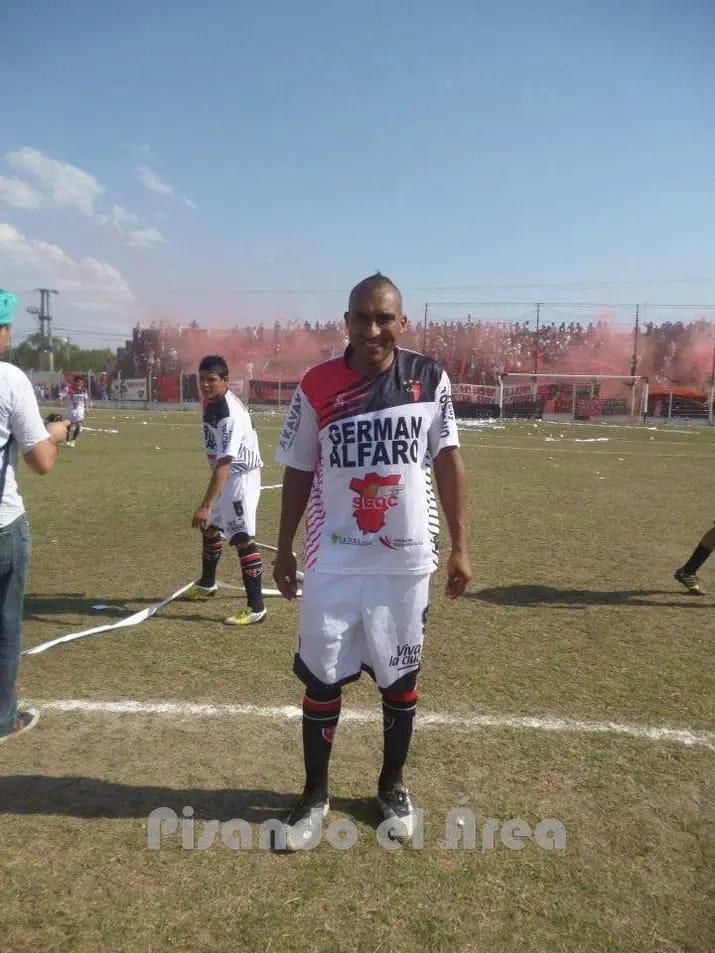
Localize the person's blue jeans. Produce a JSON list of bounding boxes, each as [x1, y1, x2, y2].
[[0, 515, 30, 737]]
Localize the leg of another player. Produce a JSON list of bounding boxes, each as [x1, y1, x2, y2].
[[224, 534, 266, 624], [198, 526, 223, 592], [675, 524, 715, 595]]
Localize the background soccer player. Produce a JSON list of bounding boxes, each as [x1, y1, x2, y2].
[[273, 273, 472, 850], [66, 376, 89, 447], [191, 355, 266, 625], [674, 524, 715, 595]]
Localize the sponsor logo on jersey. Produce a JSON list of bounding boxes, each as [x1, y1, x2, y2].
[[388, 642, 422, 669], [439, 391, 456, 438], [279, 389, 302, 452], [330, 532, 372, 547], [378, 535, 422, 549], [348, 472, 402, 534], [203, 425, 217, 452]]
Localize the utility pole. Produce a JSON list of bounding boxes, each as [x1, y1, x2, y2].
[[422, 302, 428, 353], [26, 288, 58, 371], [534, 302, 541, 374], [630, 304, 640, 377]]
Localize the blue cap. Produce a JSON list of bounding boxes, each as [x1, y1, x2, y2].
[[0, 289, 18, 326]]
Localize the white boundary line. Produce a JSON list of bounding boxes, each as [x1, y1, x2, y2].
[[458, 442, 715, 459], [21, 698, 715, 751]]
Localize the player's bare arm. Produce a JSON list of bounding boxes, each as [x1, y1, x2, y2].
[[192, 457, 232, 529], [274, 465, 314, 599], [432, 446, 472, 598]]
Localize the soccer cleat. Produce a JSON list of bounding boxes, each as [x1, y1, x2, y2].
[[183, 582, 218, 601], [66, 441, 75, 448], [279, 794, 329, 851], [0, 710, 39, 744], [377, 786, 416, 841], [674, 567, 705, 596], [223, 607, 267, 625]]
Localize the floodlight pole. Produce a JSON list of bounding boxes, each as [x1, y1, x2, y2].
[[630, 304, 640, 376], [422, 303, 428, 354], [26, 288, 58, 371], [534, 302, 541, 374], [709, 333, 715, 425]]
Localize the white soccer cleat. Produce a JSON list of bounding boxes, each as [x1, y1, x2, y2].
[[280, 797, 329, 852], [223, 608, 267, 626], [377, 786, 416, 841]]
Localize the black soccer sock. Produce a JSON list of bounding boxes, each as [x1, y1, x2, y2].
[[239, 543, 264, 611], [200, 534, 223, 587], [302, 690, 341, 800], [378, 687, 418, 794], [682, 545, 712, 575], [70, 423, 81, 442]]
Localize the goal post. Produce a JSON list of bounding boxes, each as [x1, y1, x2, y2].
[[499, 373, 649, 421]]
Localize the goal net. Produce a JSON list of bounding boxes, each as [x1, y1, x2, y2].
[[501, 374, 649, 421], [452, 375, 650, 421]]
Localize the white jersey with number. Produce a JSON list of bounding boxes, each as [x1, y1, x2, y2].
[[275, 346, 459, 575], [68, 389, 89, 422]]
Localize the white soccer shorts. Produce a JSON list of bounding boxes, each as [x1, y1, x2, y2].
[[69, 411, 85, 423], [209, 468, 261, 540], [297, 571, 431, 689]]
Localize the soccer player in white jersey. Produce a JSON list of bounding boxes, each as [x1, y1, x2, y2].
[[190, 355, 266, 625], [66, 376, 89, 447], [273, 273, 472, 849]]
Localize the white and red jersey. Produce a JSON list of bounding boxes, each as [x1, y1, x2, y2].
[[67, 387, 89, 421], [203, 389, 262, 474], [275, 346, 459, 575]]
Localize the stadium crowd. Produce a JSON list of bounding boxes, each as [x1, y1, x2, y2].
[[106, 315, 714, 391]]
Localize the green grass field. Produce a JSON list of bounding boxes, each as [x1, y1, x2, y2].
[[2, 408, 713, 953]]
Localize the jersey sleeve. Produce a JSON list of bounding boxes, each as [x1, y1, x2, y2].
[[216, 411, 245, 462], [10, 370, 51, 453], [428, 370, 460, 457], [274, 384, 319, 472]]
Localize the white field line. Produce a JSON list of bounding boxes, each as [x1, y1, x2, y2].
[[22, 698, 715, 751], [458, 442, 715, 459]]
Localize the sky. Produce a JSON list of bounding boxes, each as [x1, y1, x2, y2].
[[1, 0, 714, 346]]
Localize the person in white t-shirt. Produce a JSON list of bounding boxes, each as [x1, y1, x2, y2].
[[190, 355, 266, 625], [0, 290, 69, 744], [273, 273, 472, 849]]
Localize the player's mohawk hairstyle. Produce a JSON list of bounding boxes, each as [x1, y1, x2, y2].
[[348, 272, 402, 310]]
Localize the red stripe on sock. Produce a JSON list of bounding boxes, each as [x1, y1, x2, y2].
[[303, 695, 341, 714], [382, 689, 418, 704]]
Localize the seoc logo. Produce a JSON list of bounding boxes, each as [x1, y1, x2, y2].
[[348, 473, 402, 534]]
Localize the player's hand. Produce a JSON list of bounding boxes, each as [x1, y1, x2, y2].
[[191, 505, 212, 529], [445, 548, 472, 599], [273, 549, 299, 600]]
